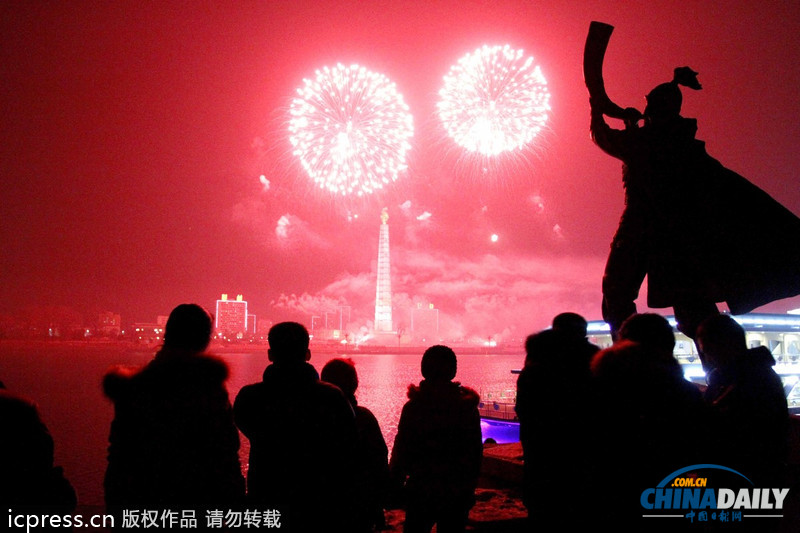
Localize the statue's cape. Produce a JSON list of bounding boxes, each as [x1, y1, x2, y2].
[[645, 151, 800, 313]]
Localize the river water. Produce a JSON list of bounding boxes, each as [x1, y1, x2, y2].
[[0, 341, 522, 507]]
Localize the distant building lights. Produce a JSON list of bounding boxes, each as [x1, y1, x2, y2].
[[683, 367, 706, 381], [586, 322, 611, 333], [734, 315, 800, 328], [588, 313, 800, 334]]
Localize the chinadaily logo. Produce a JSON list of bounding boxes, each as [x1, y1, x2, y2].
[[640, 464, 790, 525]]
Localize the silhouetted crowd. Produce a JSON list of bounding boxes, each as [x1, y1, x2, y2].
[[1, 304, 793, 533], [518, 312, 790, 533]]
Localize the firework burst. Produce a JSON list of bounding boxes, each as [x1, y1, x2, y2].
[[438, 45, 551, 157], [288, 63, 414, 197]]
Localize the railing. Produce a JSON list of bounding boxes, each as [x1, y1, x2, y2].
[[479, 390, 518, 421]]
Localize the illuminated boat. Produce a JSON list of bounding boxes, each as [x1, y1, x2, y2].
[[586, 312, 800, 414], [478, 389, 519, 443], [480, 312, 800, 444]]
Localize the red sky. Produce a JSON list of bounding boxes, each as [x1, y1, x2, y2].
[[2, 1, 799, 341]]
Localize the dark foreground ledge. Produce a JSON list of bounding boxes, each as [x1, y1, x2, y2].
[[384, 442, 527, 531], [385, 414, 800, 532]]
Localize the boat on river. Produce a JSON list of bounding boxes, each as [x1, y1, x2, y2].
[[478, 312, 800, 443], [478, 388, 519, 443]]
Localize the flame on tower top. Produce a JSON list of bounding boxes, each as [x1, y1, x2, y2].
[[380, 207, 389, 224]]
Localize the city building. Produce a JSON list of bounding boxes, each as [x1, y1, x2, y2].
[[131, 323, 164, 345], [256, 318, 272, 339], [311, 315, 324, 334], [374, 208, 393, 333], [340, 306, 351, 331], [215, 293, 248, 339], [97, 311, 122, 337], [411, 303, 439, 342], [310, 306, 352, 342]]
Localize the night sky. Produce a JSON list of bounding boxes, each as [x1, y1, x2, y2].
[[2, 1, 799, 341]]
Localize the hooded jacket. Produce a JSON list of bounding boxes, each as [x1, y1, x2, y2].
[[390, 380, 482, 508], [103, 349, 244, 508]]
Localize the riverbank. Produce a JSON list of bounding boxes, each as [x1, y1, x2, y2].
[[0, 338, 525, 357], [382, 442, 527, 531], [383, 418, 800, 532]]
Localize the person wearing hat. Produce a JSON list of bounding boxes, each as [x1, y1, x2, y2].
[[591, 67, 800, 341], [389, 345, 482, 533]]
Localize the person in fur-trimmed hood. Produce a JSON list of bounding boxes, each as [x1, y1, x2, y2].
[[102, 304, 244, 513], [389, 345, 482, 533]]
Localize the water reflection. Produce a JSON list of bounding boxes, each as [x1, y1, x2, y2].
[[0, 343, 523, 507]]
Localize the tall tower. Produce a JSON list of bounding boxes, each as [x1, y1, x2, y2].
[[374, 208, 393, 333]]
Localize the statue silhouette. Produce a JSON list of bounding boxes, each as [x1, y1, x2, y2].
[[585, 22, 800, 339]]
